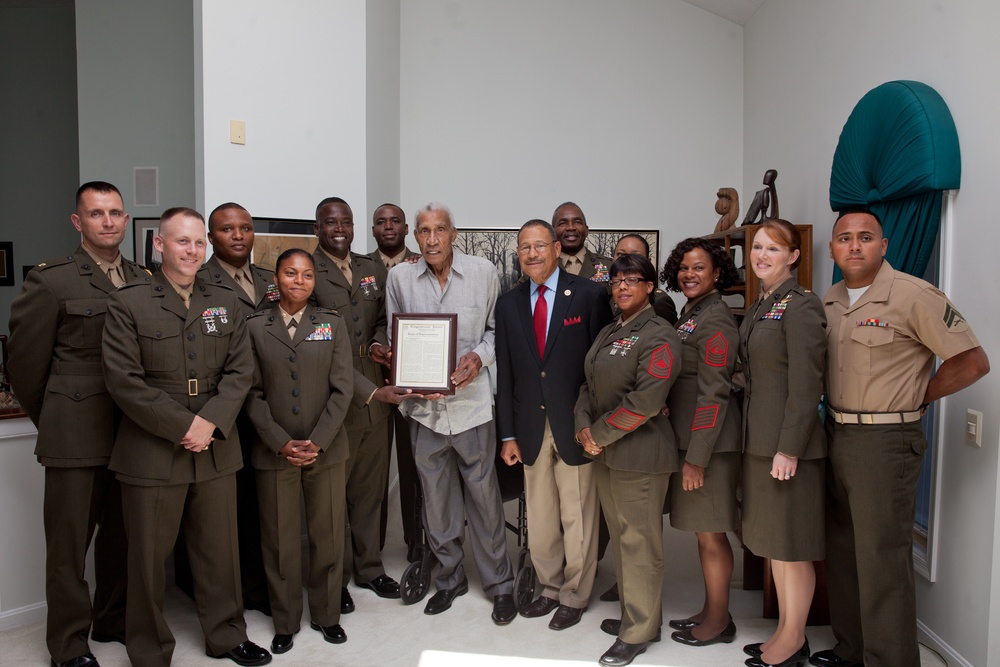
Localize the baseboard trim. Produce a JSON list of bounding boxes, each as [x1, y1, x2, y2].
[[918, 618, 973, 667], [0, 600, 46, 632]]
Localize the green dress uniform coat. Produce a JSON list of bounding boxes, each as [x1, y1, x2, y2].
[[311, 249, 391, 587], [102, 272, 254, 667], [7, 246, 147, 663], [243, 304, 353, 633], [575, 307, 680, 644], [667, 291, 741, 532], [197, 255, 275, 317], [738, 277, 827, 562]]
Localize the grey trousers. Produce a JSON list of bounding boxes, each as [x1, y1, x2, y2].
[[410, 419, 514, 597]]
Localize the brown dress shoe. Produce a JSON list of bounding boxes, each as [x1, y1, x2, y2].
[[548, 604, 586, 630], [519, 595, 560, 618]]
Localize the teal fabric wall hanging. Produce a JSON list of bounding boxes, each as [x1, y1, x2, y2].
[[829, 80, 961, 281]]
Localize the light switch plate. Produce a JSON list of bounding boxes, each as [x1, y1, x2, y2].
[[966, 409, 983, 447]]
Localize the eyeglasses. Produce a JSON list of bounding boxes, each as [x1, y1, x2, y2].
[[609, 277, 647, 288], [516, 242, 553, 255]]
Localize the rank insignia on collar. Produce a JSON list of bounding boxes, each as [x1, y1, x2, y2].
[[610, 335, 639, 356], [265, 284, 280, 301], [305, 323, 333, 341], [591, 263, 610, 282]]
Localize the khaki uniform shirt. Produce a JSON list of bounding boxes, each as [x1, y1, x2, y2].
[[824, 261, 979, 413]]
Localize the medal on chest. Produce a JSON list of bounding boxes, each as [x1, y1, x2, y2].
[[610, 335, 639, 356], [305, 323, 334, 341], [265, 284, 280, 301], [591, 263, 609, 282], [761, 295, 792, 320], [359, 275, 378, 295], [201, 306, 229, 334], [676, 317, 697, 340]]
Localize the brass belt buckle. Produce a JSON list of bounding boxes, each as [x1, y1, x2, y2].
[[187, 379, 198, 396]]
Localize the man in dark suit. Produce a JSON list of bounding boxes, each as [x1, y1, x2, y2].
[[311, 197, 400, 608], [552, 202, 613, 283], [102, 207, 270, 667], [196, 202, 276, 614], [496, 219, 613, 630], [8, 181, 147, 667], [368, 203, 422, 562]]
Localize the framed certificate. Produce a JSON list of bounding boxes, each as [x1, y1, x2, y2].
[[391, 313, 458, 395]]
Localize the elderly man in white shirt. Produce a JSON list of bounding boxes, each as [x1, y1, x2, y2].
[[385, 202, 516, 626]]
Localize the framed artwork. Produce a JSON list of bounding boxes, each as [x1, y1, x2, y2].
[[0, 241, 14, 286], [132, 218, 162, 271], [251, 218, 317, 272], [454, 228, 659, 294]]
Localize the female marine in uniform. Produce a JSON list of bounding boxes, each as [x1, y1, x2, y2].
[[739, 219, 827, 667], [243, 248, 354, 655], [659, 238, 742, 648], [575, 255, 681, 667]]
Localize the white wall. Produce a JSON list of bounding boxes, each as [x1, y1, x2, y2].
[[365, 0, 402, 236], [400, 0, 744, 250], [745, 2, 1000, 665], [197, 0, 370, 233], [76, 0, 197, 230]]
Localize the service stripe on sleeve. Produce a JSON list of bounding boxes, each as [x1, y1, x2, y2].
[[608, 407, 644, 432], [691, 405, 719, 431]]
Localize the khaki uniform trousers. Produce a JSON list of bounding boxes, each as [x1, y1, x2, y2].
[[524, 420, 599, 608]]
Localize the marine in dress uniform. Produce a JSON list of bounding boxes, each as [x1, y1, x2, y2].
[[815, 210, 988, 667], [310, 197, 399, 605], [575, 257, 681, 667], [243, 284, 354, 654], [101, 209, 269, 667], [496, 220, 613, 630], [7, 182, 145, 667]]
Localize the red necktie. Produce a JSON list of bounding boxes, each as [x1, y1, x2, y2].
[[534, 284, 548, 359]]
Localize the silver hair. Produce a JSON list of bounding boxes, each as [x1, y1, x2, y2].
[[414, 202, 454, 229]]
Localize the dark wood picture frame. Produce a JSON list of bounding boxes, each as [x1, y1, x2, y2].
[[391, 313, 458, 395]]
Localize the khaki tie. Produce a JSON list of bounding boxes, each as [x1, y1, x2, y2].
[[106, 266, 124, 288], [337, 259, 353, 285], [287, 317, 298, 338], [180, 291, 191, 309], [237, 269, 255, 301], [562, 256, 582, 276]]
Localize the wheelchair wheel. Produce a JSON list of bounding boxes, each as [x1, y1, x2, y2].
[[513, 564, 536, 611], [400, 559, 431, 605], [516, 547, 530, 572]]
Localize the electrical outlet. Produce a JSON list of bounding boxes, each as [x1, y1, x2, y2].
[[230, 120, 246, 145], [966, 409, 983, 447]]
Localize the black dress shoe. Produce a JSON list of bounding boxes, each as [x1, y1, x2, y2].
[[599, 618, 661, 642], [52, 653, 99, 667], [310, 622, 347, 644], [91, 631, 126, 645], [270, 634, 293, 654], [358, 574, 401, 599], [424, 577, 469, 615], [209, 640, 272, 666], [746, 640, 810, 667], [340, 587, 355, 614], [548, 604, 585, 630], [744, 642, 764, 657], [599, 583, 620, 602], [492, 593, 517, 625], [670, 618, 736, 646], [667, 617, 698, 630], [809, 649, 862, 667], [519, 595, 560, 618], [599, 639, 647, 667]]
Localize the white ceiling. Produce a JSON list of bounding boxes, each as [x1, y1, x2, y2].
[[682, 0, 766, 25]]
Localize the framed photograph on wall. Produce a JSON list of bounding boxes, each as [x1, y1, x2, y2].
[[454, 228, 660, 293], [132, 218, 162, 272], [0, 241, 14, 286], [252, 218, 317, 272]]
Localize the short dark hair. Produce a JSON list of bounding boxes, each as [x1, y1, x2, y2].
[[76, 181, 122, 207], [316, 196, 349, 219], [373, 203, 405, 223], [551, 201, 586, 226], [207, 202, 250, 232], [660, 237, 740, 292], [518, 219, 557, 243], [160, 206, 204, 226], [610, 254, 658, 303], [275, 247, 315, 272], [835, 207, 883, 229], [616, 233, 650, 257]]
